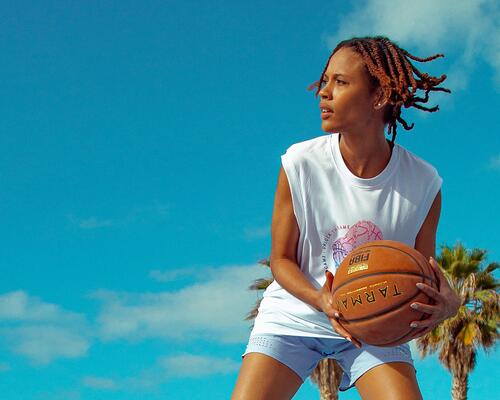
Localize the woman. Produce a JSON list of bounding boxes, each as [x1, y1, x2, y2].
[[231, 36, 460, 400]]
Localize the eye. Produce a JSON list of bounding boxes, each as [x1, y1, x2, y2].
[[336, 79, 347, 85]]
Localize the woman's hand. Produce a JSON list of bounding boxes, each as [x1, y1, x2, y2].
[[317, 270, 362, 348], [409, 257, 461, 335]]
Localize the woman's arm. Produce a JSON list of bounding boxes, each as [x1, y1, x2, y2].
[[269, 165, 322, 309], [269, 166, 360, 346], [411, 190, 460, 332], [414, 191, 442, 260]]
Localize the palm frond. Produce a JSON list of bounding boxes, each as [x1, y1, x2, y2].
[[248, 278, 274, 291], [257, 258, 271, 267], [245, 298, 262, 322], [417, 242, 499, 383]]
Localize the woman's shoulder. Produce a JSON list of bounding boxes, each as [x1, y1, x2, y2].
[[395, 143, 440, 179], [284, 133, 333, 157]]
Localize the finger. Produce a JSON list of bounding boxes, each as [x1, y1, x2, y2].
[[350, 337, 362, 348], [409, 317, 440, 329], [410, 302, 438, 314], [328, 315, 362, 348], [322, 304, 337, 319], [329, 318, 361, 347], [428, 256, 440, 268], [429, 257, 444, 285], [416, 282, 443, 302], [409, 324, 434, 339], [325, 270, 334, 290]]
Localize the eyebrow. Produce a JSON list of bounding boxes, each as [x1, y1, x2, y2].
[[323, 73, 348, 79]]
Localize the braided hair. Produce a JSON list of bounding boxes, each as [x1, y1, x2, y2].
[[308, 36, 451, 144]]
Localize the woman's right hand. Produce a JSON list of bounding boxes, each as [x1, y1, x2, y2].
[[318, 270, 362, 348]]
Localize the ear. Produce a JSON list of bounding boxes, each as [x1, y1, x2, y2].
[[373, 88, 388, 110]]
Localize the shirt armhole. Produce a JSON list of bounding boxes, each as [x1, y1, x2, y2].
[[415, 173, 443, 234], [281, 151, 305, 231]]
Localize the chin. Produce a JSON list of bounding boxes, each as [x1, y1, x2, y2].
[[320, 122, 340, 133]]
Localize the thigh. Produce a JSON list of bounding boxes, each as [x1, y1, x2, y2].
[[355, 362, 423, 400], [231, 352, 303, 400]]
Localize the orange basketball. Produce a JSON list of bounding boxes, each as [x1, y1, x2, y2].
[[331, 240, 440, 346]]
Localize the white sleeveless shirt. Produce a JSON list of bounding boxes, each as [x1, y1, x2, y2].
[[251, 133, 442, 338]]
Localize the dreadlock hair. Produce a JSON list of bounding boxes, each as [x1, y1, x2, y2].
[[307, 36, 451, 144]]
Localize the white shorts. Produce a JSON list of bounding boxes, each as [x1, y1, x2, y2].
[[242, 334, 415, 391]]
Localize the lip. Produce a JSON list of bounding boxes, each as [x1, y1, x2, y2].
[[319, 102, 333, 112], [321, 111, 333, 120], [319, 102, 334, 120]]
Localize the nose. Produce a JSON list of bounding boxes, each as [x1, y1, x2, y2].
[[319, 82, 332, 100]]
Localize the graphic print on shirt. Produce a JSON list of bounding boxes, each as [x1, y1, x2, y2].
[[320, 220, 383, 272]]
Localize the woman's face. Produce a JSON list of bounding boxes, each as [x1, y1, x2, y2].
[[318, 46, 382, 134]]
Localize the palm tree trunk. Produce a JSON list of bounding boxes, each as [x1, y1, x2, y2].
[[451, 374, 468, 400], [309, 359, 343, 400]]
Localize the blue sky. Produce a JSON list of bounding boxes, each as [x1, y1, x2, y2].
[[0, 1, 498, 399]]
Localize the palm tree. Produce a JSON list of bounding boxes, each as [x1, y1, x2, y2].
[[309, 358, 344, 400], [416, 243, 499, 400], [246, 258, 344, 400]]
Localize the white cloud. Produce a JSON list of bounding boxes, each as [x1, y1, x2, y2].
[[82, 376, 117, 390], [80, 353, 240, 392], [148, 267, 198, 282], [0, 291, 79, 322], [67, 202, 170, 229], [92, 264, 270, 343], [325, 0, 500, 90], [2, 326, 89, 365], [160, 354, 240, 377], [0, 291, 90, 365]]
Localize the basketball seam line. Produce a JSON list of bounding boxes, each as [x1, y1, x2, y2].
[[337, 290, 432, 323], [332, 271, 437, 293]]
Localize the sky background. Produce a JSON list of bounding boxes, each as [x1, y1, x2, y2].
[[0, 1, 499, 399]]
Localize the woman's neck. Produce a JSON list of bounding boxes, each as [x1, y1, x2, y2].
[[338, 131, 393, 179]]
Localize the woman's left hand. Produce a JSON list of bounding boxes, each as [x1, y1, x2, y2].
[[408, 256, 461, 335]]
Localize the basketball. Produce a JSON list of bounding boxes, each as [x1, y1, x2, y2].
[[331, 240, 440, 346]]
